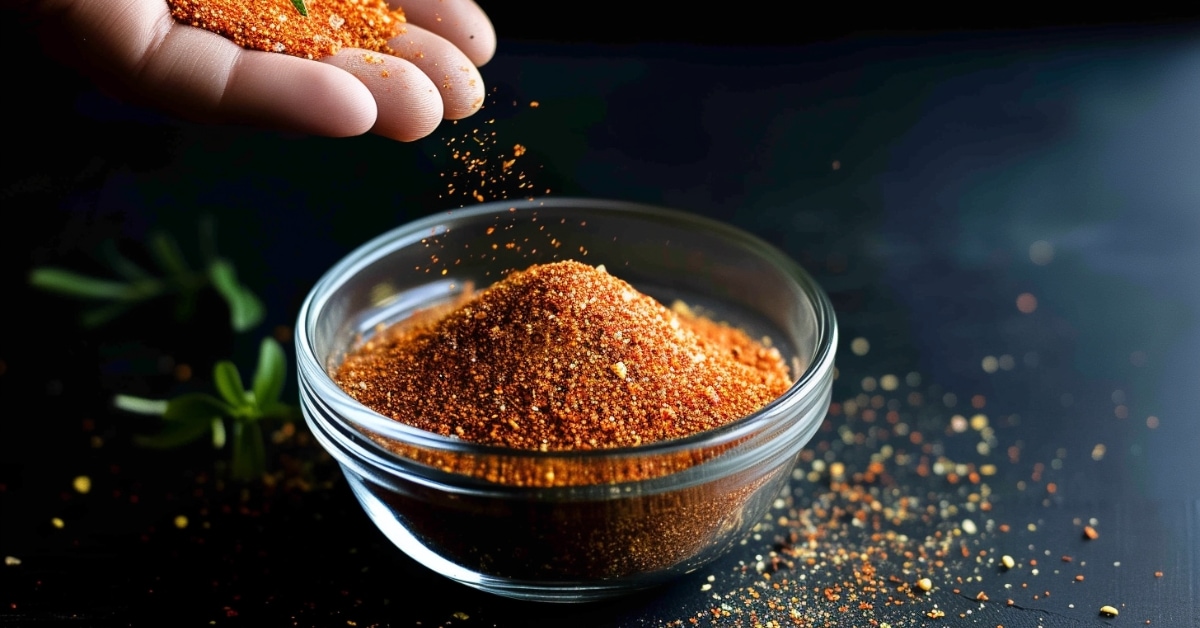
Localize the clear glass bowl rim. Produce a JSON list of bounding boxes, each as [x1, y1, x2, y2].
[[296, 197, 837, 462]]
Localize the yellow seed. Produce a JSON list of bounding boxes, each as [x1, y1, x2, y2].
[[917, 577, 933, 592], [1001, 555, 1015, 569], [72, 475, 91, 494], [174, 515, 189, 529], [51, 517, 64, 529], [1099, 605, 1119, 617]]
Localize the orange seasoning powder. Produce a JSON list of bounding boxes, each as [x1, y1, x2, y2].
[[335, 260, 793, 452], [167, 0, 406, 60]]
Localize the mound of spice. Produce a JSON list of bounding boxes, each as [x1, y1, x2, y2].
[[168, 0, 406, 60], [335, 260, 792, 451]]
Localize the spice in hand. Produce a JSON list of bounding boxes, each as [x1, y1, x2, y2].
[[167, 0, 406, 60], [336, 260, 792, 451]]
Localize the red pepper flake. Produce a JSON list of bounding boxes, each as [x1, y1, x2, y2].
[[1083, 525, 1099, 540]]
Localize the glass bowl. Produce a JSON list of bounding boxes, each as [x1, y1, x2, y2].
[[296, 198, 837, 602]]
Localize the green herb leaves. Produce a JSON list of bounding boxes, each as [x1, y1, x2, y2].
[[114, 337, 298, 482], [291, 0, 308, 16], [29, 229, 264, 332], [209, 259, 264, 332]]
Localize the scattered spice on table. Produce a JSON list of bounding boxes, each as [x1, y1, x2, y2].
[[167, 0, 406, 60]]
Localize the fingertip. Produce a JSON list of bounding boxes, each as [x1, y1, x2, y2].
[[244, 58, 378, 136], [388, 25, 487, 121], [400, 0, 496, 66], [324, 49, 443, 142]]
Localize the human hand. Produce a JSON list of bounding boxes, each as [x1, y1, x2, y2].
[[22, 0, 495, 141]]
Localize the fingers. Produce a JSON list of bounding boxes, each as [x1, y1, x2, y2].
[[322, 49, 443, 141], [41, 0, 488, 141], [396, 0, 496, 66], [46, 0, 377, 136], [136, 24, 378, 136], [388, 23, 487, 120]]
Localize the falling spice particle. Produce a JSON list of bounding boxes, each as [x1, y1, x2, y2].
[[50, 517, 64, 529], [1083, 525, 1099, 540], [72, 475, 91, 494], [434, 100, 544, 206], [174, 515, 189, 529], [1100, 605, 1120, 617], [1001, 555, 1015, 570], [3, 556, 20, 566], [917, 578, 933, 592]]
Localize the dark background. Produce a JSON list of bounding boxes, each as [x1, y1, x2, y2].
[[2, 3, 1199, 627]]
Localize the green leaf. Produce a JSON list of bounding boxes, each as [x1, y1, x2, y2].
[[134, 416, 212, 449], [231, 289, 265, 333], [149, 231, 191, 277], [81, 301, 133, 328], [163, 393, 234, 423], [208, 259, 265, 332], [231, 421, 266, 482], [259, 402, 300, 422], [30, 268, 138, 300], [114, 395, 169, 415], [252, 337, 287, 409], [213, 361, 249, 407], [211, 418, 227, 449], [291, 0, 308, 16]]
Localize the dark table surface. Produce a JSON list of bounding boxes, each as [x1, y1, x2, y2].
[[2, 19, 1199, 628]]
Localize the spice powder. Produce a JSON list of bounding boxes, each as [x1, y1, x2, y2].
[[167, 0, 406, 59], [334, 261, 796, 579], [335, 260, 793, 453]]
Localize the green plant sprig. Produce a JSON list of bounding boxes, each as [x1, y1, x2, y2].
[[291, 0, 308, 16], [29, 230, 263, 332], [114, 337, 299, 482]]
